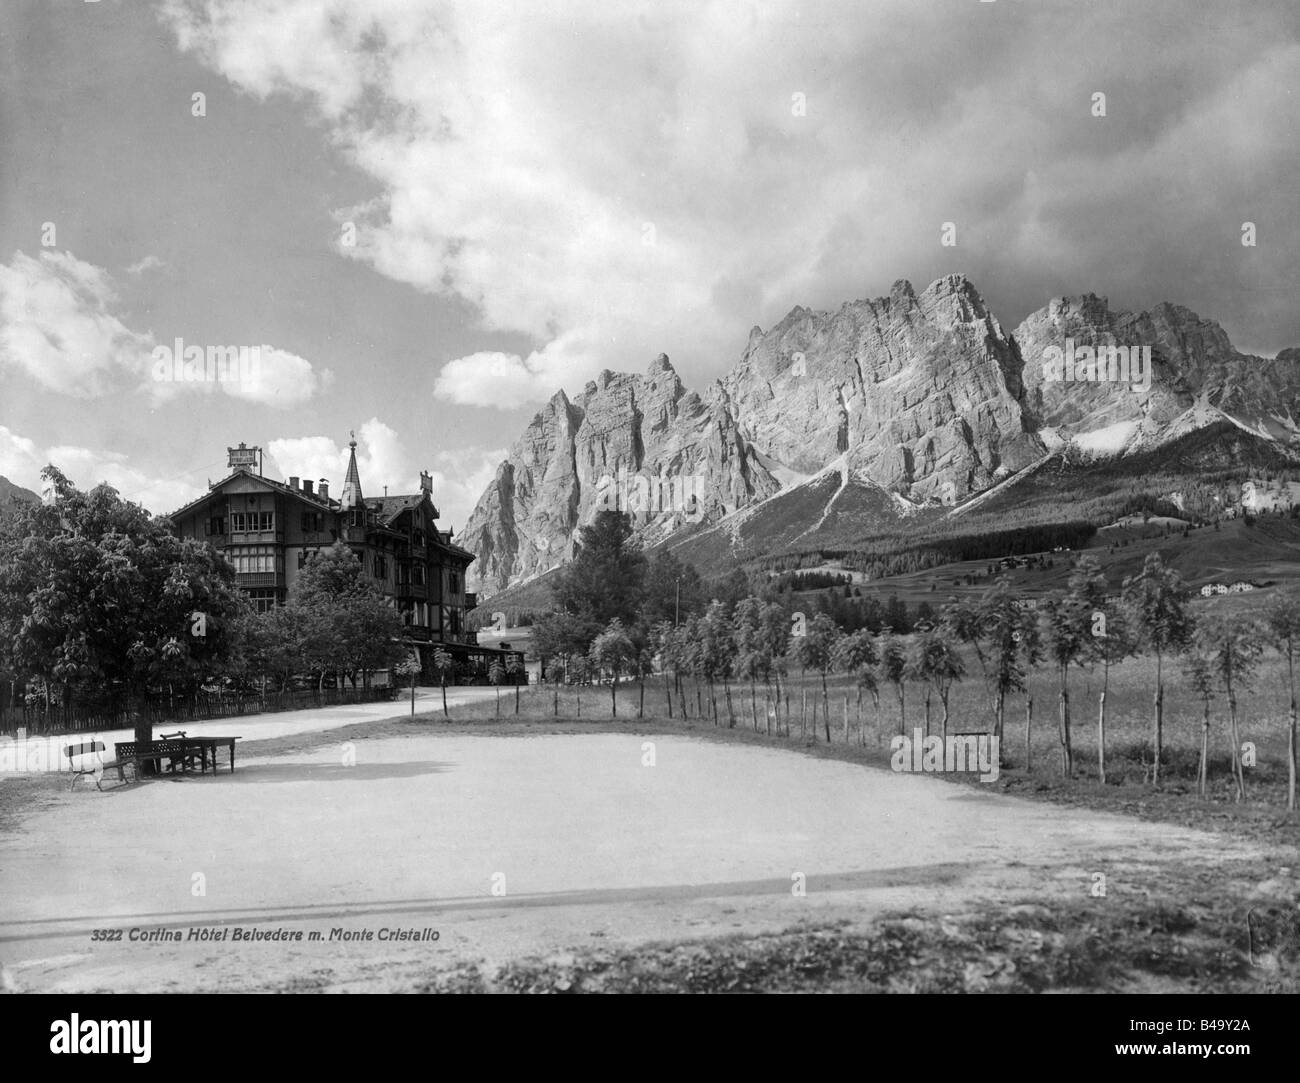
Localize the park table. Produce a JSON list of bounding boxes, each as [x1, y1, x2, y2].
[[181, 736, 242, 774]]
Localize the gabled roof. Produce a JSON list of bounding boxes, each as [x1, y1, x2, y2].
[[166, 468, 339, 520]]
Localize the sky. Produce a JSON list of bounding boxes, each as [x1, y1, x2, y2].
[[1, 0, 1297, 529]]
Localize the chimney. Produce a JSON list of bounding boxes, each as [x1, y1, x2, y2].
[[289, 476, 299, 490], [420, 470, 432, 495], [303, 480, 314, 495], [319, 478, 329, 500]]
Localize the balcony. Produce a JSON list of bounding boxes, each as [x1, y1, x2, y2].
[[236, 572, 282, 588]]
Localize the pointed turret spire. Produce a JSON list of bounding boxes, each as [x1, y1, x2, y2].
[[341, 430, 364, 510]]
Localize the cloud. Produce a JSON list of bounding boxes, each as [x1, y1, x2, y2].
[[161, 0, 1300, 404], [220, 344, 334, 407], [434, 329, 603, 409], [125, 255, 165, 276], [0, 250, 333, 407], [0, 424, 205, 515], [265, 418, 502, 527], [0, 250, 153, 396]]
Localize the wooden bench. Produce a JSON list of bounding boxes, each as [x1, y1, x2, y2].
[[114, 739, 192, 778]]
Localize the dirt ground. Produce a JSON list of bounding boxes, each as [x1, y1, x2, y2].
[[0, 728, 1277, 993]]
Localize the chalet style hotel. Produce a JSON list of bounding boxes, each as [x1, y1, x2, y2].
[[167, 440, 510, 681]]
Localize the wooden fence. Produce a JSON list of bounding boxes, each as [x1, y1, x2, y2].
[[0, 685, 399, 738]]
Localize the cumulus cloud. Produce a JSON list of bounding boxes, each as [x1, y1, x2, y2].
[[0, 249, 332, 407], [434, 329, 603, 409], [125, 255, 165, 276], [160, 0, 1300, 408], [0, 424, 205, 515], [221, 344, 334, 407], [265, 418, 502, 527], [0, 250, 153, 396]]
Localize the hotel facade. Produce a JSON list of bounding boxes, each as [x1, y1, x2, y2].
[[167, 441, 515, 681]]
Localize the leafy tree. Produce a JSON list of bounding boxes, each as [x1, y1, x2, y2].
[[1197, 616, 1264, 802], [552, 510, 647, 645], [589, 618, 636, 716], [695, 601, 736, 725], [394, 651, 421, 716], [505, 654, 524, 715], [876, 628, 908, 736], [1264, 593, 1300, 810], [432, 647, 454, 716], [832, 629, 878, 744], [788, 612, 841, 741], [908, 625, 965, 740], [979, 579, 1039, 752], [1040, 593, 1092, 778], [532, 609, 591, 684], [1121, 553, 1194, 784], [289, 542, 406, 690], [0, 467, 249, 744]]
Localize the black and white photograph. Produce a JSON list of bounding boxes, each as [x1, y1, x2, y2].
[[1, 0, 1297, 1024]]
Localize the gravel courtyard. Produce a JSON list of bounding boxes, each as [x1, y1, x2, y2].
[[0, 731, 1261, 992]]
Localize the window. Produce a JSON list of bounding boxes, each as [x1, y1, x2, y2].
[[297, 549, 319, 569], [301, 511, 322, 533], [207, 516, 225, 536], [414, 530, 425, 547], [413, 564, 425, 586], [247, 588, 278, 613], [449, 571, 460, 594], [229, 546, 277, 573], [230, 511, 273, 533], [375, 555, 388, 579]]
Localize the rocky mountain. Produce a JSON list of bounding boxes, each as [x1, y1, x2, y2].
[[1014, 295, 1300, 453], [461, 274, 1300, 597], [0, 475, 40, 521], [461, 356, 781, 591]]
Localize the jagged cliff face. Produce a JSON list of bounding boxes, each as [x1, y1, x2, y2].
[[461, 273, 1300, 596], [459, 356, 780, 593], [721, 274, 1043, 504], [1014, 295, 1300, 449]]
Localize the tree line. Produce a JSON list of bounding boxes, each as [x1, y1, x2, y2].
[[534, 511, 1299, 810]]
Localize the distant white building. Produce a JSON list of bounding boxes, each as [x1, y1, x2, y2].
[[1200, 583, 1229, 597], [1228, 582, 1255, 594]]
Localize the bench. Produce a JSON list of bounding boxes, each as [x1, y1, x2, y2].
[[114, 739, 192, 778], [63, 741, 107, 791]]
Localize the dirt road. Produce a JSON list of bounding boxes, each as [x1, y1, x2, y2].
[[0, 732, 1261, 992]]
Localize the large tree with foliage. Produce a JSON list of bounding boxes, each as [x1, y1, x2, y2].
[[287, 542, 407, 689], [0, 467, 250, 744], [551, 511, 647, 646]]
